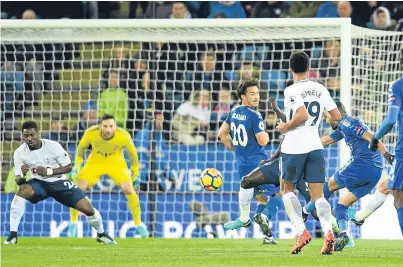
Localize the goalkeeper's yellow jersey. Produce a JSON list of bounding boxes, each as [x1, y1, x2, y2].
[[75, 125, 139, 177]]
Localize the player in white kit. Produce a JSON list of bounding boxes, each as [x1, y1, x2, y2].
[[4, 121, 116, 245], [276, 51, 341, 255]]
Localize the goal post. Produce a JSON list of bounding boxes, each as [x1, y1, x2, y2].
[[1, 18, 402, 239]]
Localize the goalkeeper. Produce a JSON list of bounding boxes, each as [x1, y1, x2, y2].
[[68, 114, 149, 238]]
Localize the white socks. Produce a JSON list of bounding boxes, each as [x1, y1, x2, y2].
[[86, 208, 104, 234], [282, 192, 306, 235], [315, 198, 333, 234], [239, 187, 254, 223], [10, 195, 26, 232], [355, 190, 388, 221]]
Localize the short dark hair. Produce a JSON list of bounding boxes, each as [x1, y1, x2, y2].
[[290, 50, 310, 74], [335, 101, 346, 114], [286, 80, 294, 87], [21, 120, 38, 132], [101, 114, 115, 121], [237, 79, 259, 99]]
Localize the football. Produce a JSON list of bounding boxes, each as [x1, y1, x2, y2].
[[200, 168, 223, 191]]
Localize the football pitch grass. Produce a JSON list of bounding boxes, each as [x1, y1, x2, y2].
[[1, 238, 402, 267]]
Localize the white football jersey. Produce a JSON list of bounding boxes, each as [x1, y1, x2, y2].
[[281, 80, 337, 154], [14, 139, 72, 182]]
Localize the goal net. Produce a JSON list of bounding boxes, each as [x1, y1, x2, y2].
[[1, 19, 402, 239]]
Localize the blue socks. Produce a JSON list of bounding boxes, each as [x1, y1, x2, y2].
[[397, 207, 403, 235], [255, 195, 284, 220], [304, 182, 334, 213], [335, 203, 349, 232], [266, 195, 283, 220]]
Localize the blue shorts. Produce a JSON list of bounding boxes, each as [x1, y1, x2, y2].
[[334, 160, 382, 198], [27, 179, 86, 208], [257, 159, 310, 201], [387, 159, 403, 190], [281, 150, 326, 184]]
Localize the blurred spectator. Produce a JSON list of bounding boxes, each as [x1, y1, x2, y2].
[[22, 9, 36, 19], [350, 1, 381, 24], [172, 90, 211, 145], [265, 110, 281, 143], [0, 62, 24, 118], [316, 1, 338, 18], [311, 40, 341, 97], [382, 1, 403, 21], [97, 71, 129, 128], [251, 1, 289, 18], [337, 1, 365, 27], [170, 2, 192, 19], [233, 62, 267, 90], [127, 58, 150, 137], [282, 1, 322, 18], [185, 51, 224, 101], [129, 1, 149, 18], [208, 1, 246, 19], [25, 58, 44, 104], [70, 108, 98, 142], [367, 7, 396, 31], [210, 85, 235, 131], [47, 114, 69, 148], [144, 2, 173, 19], [102, 47, 134, 89]]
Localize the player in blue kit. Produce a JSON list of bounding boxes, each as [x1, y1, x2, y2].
[[302, 102, 394, 251], [218, 79, 276, 236], [369, 46, 403, 235]]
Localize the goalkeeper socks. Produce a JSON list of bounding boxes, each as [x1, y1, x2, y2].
[[126, 192, 141, 226], [304, 182, 334, 214], [335, 203, 349, 232], [315, 198, 333, 234], [266, 195, 283, 220], [70, 208, 79, 223], [255, 204, 265, 214], [87, 208, 104, 234], [355, 190, 388, 222], [397, 207, 403, 235], [239, 187, 254, 223], [10, 195, 26, 232], [282, 192, 305, 235]]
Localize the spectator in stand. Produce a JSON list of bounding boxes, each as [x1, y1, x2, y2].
[[143, 2, 173, 19], [47, 114, 69, 148], [185, 51, 224, 101], [251, 1, 289, 18], [383, 1, 403, 21], [265, 110, 281, 143], [367, 7, 396, 31], [102, 47, 133, 90], [127, 58, 150, 137], [210, 85, 236, 132], [311, 40, 341, 98], [170, 2, 192, 19], [233, 62, 267, 91], [316, 1, 338, 18], [97, 70, 129, 128], [337, 1, 366, 27], [350, 1, 381, 24], [22, 9, 36, 19], [172, 90, 211, 146], [70, 107, 98, 142], [208, 1, 246, 19], [25, 57, 44, 105], [281, 1, 322, 18], [0, 62, 24, 119]]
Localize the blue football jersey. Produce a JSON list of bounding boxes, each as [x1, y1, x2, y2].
[[330, 114, 382, 168], [225, 106, 267, 177], [388, 77, 403, 160]]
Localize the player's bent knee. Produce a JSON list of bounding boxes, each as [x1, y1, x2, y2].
[[241, 177, 252, 189], [377, 179, 390, 194], [75, 198, 95, 216], [17, 184, 35, 199], [119, 182, 134, 195]]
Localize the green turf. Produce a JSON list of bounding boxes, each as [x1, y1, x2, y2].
[[1, 238, 402, 267]]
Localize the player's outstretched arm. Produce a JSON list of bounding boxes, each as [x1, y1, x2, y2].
[[321, 135, 336, 146], [124, 133, 140, 179], [268, 97, 286, 122], [362, 131, 395, 164], [218, 122, 235, 151], [372, 107, 399, 143]]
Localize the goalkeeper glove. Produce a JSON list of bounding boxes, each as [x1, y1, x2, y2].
[[383, 152, 395, 165], [369, 138, 379, 151]]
